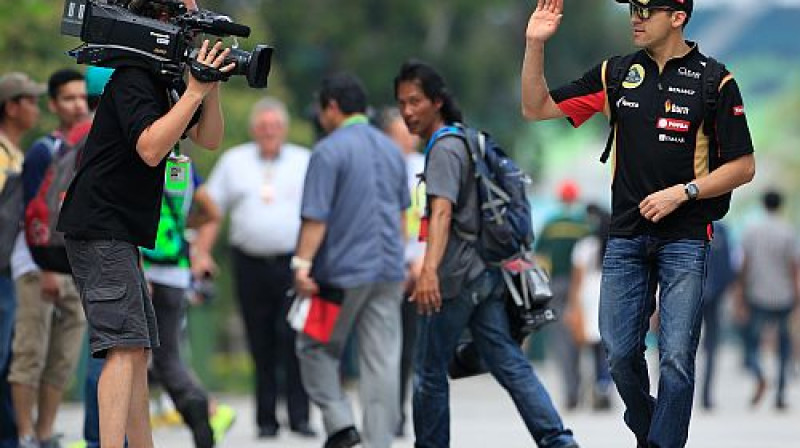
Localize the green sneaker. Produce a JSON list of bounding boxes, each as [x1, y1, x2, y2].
[[210, 404, 236, 443], [66, 441, 86, 448]]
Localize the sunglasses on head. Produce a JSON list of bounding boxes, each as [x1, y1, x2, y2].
[[629, 4, 675, 20]]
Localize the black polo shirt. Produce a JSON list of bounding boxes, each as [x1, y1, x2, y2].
[[551, 43, 754, 240], [57, 67, 171, 249]]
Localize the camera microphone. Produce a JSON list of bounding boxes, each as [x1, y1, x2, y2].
[[209, 19, 250, 38]]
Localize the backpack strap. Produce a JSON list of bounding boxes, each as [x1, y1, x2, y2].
[[701, 56, 725, 139], [457, 126, 509, 225], [35, 135, 62, 158], [601, 53, 637, 164]]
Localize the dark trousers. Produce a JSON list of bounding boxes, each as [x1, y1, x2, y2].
[[232, 249, 309, 429], [700, 290, 723, 408], [0, 274, 18, 447], [149, 283, 213, 447], [744, 303, 793, 403]]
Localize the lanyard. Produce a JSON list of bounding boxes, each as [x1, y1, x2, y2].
[[424, 125, 459, 157]]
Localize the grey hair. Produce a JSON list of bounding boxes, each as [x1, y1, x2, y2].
[[376, 106, 403, 132], [250, 97, 290, 128]]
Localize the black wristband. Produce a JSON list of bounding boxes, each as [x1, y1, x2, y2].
[[189, 60, 228, 83]]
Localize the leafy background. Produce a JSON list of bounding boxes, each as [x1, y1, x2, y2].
[[1, 0, 798, 390]]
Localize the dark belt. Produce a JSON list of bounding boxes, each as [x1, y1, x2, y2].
[[232, 247, 292, 264]]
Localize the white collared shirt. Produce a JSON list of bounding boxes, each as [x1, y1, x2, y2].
[[206, 142, 310, 256]]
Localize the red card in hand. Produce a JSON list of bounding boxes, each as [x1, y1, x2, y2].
[[287, 286, 345, 344], [419, 216, 429, 242]]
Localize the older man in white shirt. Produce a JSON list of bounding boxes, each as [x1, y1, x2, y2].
[[200, 97, 314, 438]]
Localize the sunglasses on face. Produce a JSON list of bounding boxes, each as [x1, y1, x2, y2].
[[629, 4, 675, 20]]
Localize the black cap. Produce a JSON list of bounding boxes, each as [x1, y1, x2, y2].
[[616, 0, 693, 17]]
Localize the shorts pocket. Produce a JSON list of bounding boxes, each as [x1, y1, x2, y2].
[[85, 284, 127, 332]]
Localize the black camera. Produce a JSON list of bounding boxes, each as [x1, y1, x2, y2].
[[61, 0, 273, 88], [448, 259, 558, 380]]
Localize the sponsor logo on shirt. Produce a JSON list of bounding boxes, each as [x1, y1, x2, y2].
[[678, 67, 702, 79], [657, 118, 691, 133], [733, 105, 745, 116], [622, 64, 646, 89], [664, 100, 690, 115], [616, 96, 640, 109], [668, 86, 696, 96], [658, 134, 686, 144]]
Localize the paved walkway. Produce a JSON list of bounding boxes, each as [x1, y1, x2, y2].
[[56, 347, 799, 447]]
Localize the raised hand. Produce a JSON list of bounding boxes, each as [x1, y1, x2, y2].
[[526, 0, 564, 43]]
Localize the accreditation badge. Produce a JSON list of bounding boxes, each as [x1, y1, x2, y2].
[[165, 153, 191, 192]]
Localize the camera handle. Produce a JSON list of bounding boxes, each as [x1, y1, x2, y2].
[[189, 60, 228, 83]]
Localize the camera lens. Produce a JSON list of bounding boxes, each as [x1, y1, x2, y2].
[[224, 45, 273, 88]]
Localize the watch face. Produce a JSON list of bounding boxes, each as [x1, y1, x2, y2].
[[686, 183, 699, 199]]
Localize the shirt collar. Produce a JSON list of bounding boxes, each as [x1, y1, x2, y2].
[[340, 114, 369, 128], [642, 40, 699, 65]]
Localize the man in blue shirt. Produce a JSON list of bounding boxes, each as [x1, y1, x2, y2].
[[293, 73, 409, 448]]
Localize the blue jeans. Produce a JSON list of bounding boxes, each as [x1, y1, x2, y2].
[[84, 356, 105, 448], [599, 237, 708, 448], [0, 275, 18, 448], [413, 269, 576, 448], [744, 303, 793, 403]]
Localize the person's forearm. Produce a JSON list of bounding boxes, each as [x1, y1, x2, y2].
[[521, 39, 559, 121], [136, 91, 203, 167], [295, 219, 327, 262], [695, 154, 755, 200], [192, 217, 220, 256], [190, 87, 225, 150], [421, 198, 452, 274]]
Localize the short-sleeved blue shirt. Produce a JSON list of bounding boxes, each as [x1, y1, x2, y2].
[[301, 120, 410, 288]]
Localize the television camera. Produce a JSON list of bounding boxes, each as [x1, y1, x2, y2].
[[61, 0, 273, 88]]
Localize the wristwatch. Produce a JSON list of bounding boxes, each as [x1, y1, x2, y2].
[[290, 256, 313, 271], [684, 182, 700, 201]]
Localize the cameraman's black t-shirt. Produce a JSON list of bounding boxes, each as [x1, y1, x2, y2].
[[57, 67, 171, 249]]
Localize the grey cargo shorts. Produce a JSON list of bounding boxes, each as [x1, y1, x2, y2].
[[65, 238, 159, 358]]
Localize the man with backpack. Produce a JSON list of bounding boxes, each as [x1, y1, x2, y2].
[[395, 60, 578, 448], [9, 68, 88, 448], [0, 71, 45, 448], [521, 1, 755, 446]]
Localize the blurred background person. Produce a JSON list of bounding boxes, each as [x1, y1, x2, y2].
[[737, 189, 799, 410], [534, 179, 589, 410], [564, 203, 613, 411], [9, 68, 88, 448], [140, 154, 232, 448], [0, 71, 45, 448], [201, 97, 315, 439], [378, 106, 424, 437], [294, 73, 407, 448], [699, 220, 737, 411]]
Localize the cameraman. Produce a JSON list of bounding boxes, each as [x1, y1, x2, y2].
[[56, 3, 234, 447]]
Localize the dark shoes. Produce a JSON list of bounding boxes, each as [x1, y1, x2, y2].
[[290, 422, 318, 438], [323, 426, 361, 448], [258, 423, 279, 438], [259, 421, 318, 438]]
